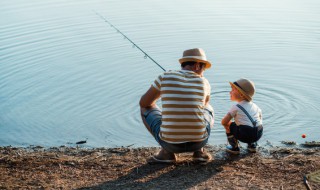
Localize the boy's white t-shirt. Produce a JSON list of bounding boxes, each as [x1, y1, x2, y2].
[[228, 100, 263, 127]]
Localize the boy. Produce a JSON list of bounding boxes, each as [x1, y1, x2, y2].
[[221, 78, 263, 154]]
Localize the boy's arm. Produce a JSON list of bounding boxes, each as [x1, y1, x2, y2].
[[259, 109, 262, 120], [221, 113, 232, 128]]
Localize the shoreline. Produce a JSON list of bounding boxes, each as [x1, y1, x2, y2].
[[1, 145, 319, 189], [2, 139, 319, 149]]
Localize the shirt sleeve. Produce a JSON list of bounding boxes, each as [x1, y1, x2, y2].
[[228, 104, 238, 118], [204, 78, 211, 97], [152, 74, 163, 91]]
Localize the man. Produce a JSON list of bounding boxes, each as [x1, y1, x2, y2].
[[139, 48, 214, 163]]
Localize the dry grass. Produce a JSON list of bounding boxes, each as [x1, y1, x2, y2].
[[0, 145, 319, 189]]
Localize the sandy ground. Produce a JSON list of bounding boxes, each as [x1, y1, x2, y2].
[[0, 145, 319, 190]]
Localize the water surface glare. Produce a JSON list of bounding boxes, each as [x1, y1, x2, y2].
[[1, 0, 319, 148]]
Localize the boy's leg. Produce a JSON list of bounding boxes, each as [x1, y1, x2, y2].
[[227, 133, 238, 148], [247, 142, 257, 153], [247, 126, 263, 153], [226, 122, 240, 154]]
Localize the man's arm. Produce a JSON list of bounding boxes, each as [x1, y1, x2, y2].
[[139, 86, 161, 108], [205, 95, 210, 106]]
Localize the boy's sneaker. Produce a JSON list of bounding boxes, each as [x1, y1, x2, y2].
[[247, 142, 257, 153], [226, 145, 240, 154]]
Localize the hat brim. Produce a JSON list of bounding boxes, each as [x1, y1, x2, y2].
[[179, 58, 211, 69], [229, 82, 252, 101]]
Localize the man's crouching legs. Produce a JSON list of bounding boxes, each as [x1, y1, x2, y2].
[[140, 105, 177, 163], [140, 106, 154, 135]]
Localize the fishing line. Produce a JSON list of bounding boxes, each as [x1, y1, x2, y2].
[[93, 11, 166, 71]]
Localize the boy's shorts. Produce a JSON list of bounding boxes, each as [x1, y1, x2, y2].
[[143, 107, 214, 153], [230, 122, 263, 143]]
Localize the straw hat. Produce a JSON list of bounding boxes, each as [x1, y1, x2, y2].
[[179, 48, 212, 69], [229, 78, 255, 101]]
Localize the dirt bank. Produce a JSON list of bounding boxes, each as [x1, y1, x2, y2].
[[0, 145, 319, 189]]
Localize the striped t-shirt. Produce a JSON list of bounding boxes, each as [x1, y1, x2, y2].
[[152, 70, 211, 143]]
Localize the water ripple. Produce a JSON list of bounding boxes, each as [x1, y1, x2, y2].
[[1, 0, 320, 147]]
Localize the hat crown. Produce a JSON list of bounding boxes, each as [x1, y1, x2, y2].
[[236, 78, 255, 98], [182, 48, 207, 59]]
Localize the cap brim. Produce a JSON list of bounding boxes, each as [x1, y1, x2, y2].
[[179, 58, 211, 69], [229, 82, 252, 101]]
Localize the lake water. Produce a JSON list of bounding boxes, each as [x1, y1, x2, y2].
[[1, 0, 319, 148]]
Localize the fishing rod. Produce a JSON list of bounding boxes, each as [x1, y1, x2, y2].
[[93, 11, 166, 71]]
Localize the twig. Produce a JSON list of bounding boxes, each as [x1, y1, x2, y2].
[[109, 149, 130, 154], [283, 154, 294, 159], [77, 155, 91, 161], [123, 166, 136, 173], [126, 144, 134, 148], [247, 175, 255, 186], [303, 175, 312, 190]]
